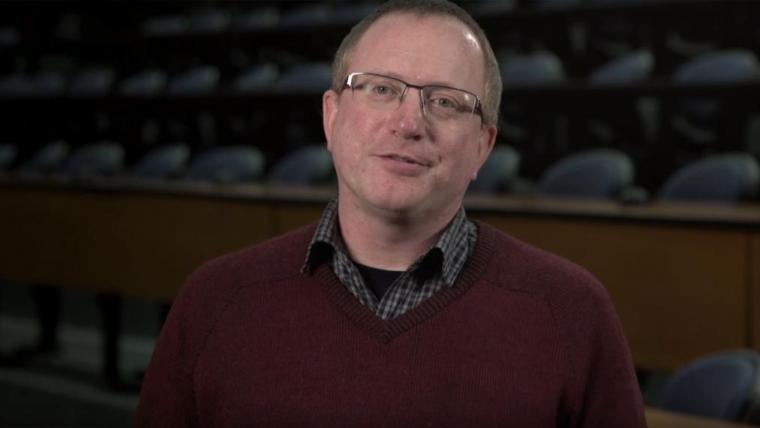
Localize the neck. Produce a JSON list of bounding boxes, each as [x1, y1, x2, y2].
[[336, 197, 460, 271]]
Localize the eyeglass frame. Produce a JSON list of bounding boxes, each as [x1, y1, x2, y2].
[[342, 72, 484, 123]]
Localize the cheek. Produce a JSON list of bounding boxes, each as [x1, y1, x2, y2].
[[331, 118, 370, 174], [441, 136, 482, 178]]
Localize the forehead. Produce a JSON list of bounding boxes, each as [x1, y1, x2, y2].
[[349, 12, 486, 95]]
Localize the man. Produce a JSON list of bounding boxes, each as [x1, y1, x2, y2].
[[136, 0, 647, 426]]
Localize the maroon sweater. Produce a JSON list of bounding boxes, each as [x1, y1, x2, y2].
[[135, 222, 646, 427]]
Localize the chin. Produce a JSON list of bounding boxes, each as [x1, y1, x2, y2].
[[367, 190, 434, 216]]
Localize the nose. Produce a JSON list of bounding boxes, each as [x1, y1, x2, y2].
[[390, 87, 426, 140]]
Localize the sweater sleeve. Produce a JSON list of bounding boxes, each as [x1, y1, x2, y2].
[[556, 278, 647, 427], [134, 263, 222, 427]]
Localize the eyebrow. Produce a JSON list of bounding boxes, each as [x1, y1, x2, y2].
[[365, 70, 480, 95], [366, 70, 454, 89]]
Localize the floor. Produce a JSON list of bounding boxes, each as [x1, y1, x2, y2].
[[0, 282, 158, 427]]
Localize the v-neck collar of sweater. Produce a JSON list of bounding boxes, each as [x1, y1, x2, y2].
[[312, 222, 497, 343]]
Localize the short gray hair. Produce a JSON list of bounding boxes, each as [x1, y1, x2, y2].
[[331, 0, 502, 126]]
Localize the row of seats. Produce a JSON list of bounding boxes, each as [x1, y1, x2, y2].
[[135, 0, 648, 37], [0, 0, 692, 44], [141, 2, 380, 35], [654, 349, 760, 424], [0, 62, 331, 97], [3, 139, 757, 204], [501, 49, 760, 86], [0, 141, 335, 186], [472, 146, 760, 203], [3, 48, 759, 98]]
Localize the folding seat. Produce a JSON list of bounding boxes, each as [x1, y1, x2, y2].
[[187, 8, 230, 33], [668, 50, 760, 152], [130, 143, 190, 179], [468, 145, 521, 194], [274, 62, 332, 92], [64, 140, 124, 179], [17, 140, 70, 176], [536, 148, 636, 199], [118, 69, 168, 96], [68, 67, 115, 97], [0, 143, 18, 170], [658, 152, 759, 203], [581, 51, 657, 186], [234, 64, 279, 93], [266, 144, 334, 186], [167, 66, 220, 95], [499, 51, 566, 178], [184, 145, 265, 183], [278, 3, 332, 28], [658, 350, 760, 423]]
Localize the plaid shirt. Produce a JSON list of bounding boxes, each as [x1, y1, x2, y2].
[[303, 200, 477, 320]]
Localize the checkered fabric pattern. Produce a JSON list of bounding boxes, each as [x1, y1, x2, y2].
[[303, 200, 477, 320]]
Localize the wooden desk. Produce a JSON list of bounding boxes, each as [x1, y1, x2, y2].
[[1, 176, 759, 371], [467, 195, 760, 371], [646, 408, 757, 428]]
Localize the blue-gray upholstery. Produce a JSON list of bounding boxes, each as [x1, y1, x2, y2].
[[0, 144, 17, 170], [68, 67, 115, 97], [187, 9, 230, 33], [65, 141, 124, 178], [538, 149, 634, 198], [659, 152, 760, 202], [499, 51, 566, 171], [274, 63, 332, 92], [332, 3, 381, 24], [469, 145, 520, 193], [590, 50, 654, 86], [659, 350, 760, 423], [184, 145, 265, 183], [676, 50, 760, 85], [0, 71, 67, 96], [586, 51, 658, 149], [234, 7, 280, 30], [533, 0, 582, 9], [278, 4, 332, 28], [18, 141, 70, 174], [671, 50, 760, 146], [234, 63, 279, 91], [234, 64, 279, 92], [500, 51, 565, 87], [267, 144, 333, 185], [167, 66, 220, 95], [131, 143, 190, 179], [119, 69, 167, 96], [141, 14, 189, 36]]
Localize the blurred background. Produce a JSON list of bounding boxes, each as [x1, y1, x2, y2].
[[1, 0, 760, 426]]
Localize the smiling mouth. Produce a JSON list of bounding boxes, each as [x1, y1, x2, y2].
[[383, 154, 430, 167]]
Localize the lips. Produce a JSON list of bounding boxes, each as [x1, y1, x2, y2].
[[380, 153, 431, 167]]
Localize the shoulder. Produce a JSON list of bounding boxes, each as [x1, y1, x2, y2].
[[475, 221, 606, 303], [176, 223, 316, 304], [197, 223, 315, 285]]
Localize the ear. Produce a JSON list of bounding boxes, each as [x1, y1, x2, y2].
[[322, 89, 339, 152], [472, 124, 498, 180]]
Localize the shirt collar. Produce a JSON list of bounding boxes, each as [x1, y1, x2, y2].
[[302, 199, 471, 286], [301, 199, 342, 274]]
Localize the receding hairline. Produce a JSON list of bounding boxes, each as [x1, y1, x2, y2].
[[331, 1, 502, 125], [336, 10, 487, 83], [347, 12, 487, 82]]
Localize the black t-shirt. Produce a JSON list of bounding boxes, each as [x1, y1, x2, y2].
[[355, 262, 404, 300]]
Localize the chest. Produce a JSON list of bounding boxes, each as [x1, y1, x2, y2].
[[193, 285, 566, 427]]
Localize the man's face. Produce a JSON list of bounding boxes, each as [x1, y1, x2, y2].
[[323, 13, 497, 219]]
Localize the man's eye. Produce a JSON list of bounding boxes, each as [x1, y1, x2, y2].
[[430, 97, 459, 110], [371, 85, 395, 96]]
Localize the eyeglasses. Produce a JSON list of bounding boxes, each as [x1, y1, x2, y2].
[[343, 72, 483, 122]]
